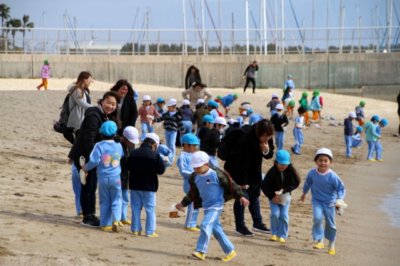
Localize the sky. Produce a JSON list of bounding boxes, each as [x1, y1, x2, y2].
[[2, 0, 395, 50]]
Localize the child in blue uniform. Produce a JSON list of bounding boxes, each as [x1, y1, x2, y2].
[[375, 118, 388, 161], [300, 148, 346, 255], [291, 107, 306, 155], [261, 150, 300, 244], [364, 115, 381, 161], [344, 112, 356, 158], [83, 121, 124, 232], [176, 151, 249, 262], [216, 94, 238, 117], [177, 133, 201, 231], [351, 126, 363, 148]]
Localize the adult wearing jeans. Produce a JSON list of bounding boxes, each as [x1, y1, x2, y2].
[[224, 119, 275, 236]]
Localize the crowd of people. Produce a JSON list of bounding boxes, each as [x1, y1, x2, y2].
[[50, 62, 397, 262]]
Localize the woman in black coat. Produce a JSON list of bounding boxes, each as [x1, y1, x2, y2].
[[224, 119, 275, 236], [68, 91, 119, 227], [184, 65, 202, 90], [110, 79, 138, 133]]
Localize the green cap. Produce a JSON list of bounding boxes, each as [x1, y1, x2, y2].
[[313, 90, 320, 96], [233, 94, 239, 99], [44, 59, 49, 65], [360, 100, 366, 107], [288, 100, 295, 107], [302, 92, 308, 97]]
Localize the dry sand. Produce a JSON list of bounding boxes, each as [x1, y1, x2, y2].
[[0, 78, 399, 265]]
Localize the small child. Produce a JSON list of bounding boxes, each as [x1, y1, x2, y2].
[[271, 103, 289, 150], [138, 95, 160, 141], [364, 115, 381, 161], [261, 150, 300, 243], [344, 112, 357, 158], [310, 90, 322, 124], [300, 148, 346, 256], [157, 143, 174, 167], [154, 97, 167, 116], [282, 88, 294, 109], [267, 93, 280, 116], [291, 107, 306, 155], [180, 99, 194, 134], [199, 117, 227, 168], [207, 100, 221, 120], [237, 109, 252, 127], [119, 126, 140, 225], [284, 74, 295, 91], [83, 121, 124, 232], [127, 133, 166, 237], [355, 100, 366, 126], [176, 133, 201, 231], [299, 92, 310, 126], [286, 100, 295, 120], [216, 94, 238, 117], [197, 114, 214, 139], [351, 126, 363, 148], [375, 118, 388, 162], [248, 112, 264, 126], [175, 151, 249, 262], [154, 98, 184, 160], [193, 99, 209, 134], [36, 59, 50, 91]]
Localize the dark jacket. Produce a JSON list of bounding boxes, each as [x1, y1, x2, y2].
[[69, 106, 109, 168], [271, 113, 289, 132], [344, 118, 353, 136], [119, 141, 131, 190], [181, 105, 194, 121], [155, 111, 184, 132], [180, 167, 245, 209], [127, 143, 165, 192], [397, 92, 400, 116], [199, 128, 220, 156], [120, 96, 138, 131], [224, 125, 274, 186], [261, 164, 300, 200], [193, 105, 209, 129]]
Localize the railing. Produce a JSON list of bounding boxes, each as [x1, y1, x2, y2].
[[0, 26, 399, 55]]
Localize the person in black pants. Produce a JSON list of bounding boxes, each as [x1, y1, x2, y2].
[[243, 61, 259, 94], [224, 119, 275, 236], [68, 91, 119, 227]]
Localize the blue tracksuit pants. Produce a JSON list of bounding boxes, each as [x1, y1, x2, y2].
[[98, 175, 122, 227], [130, 190, 156, 235]]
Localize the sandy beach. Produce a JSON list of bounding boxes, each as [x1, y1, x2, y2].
[[0, 78, 399, 265]]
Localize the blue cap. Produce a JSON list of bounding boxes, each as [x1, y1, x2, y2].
[[356, 126, 363, 132], [380, 118, 388, 127], [371, 115, 380, 122], [99, 121, 118, 137], [181, 133, 200, 145], [202, 114, 214, 123], [276, 150, 291, 165], [157, 97, 165, 103], [207, 100, 219, 108]]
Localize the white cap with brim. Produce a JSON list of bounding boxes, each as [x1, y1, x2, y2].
[[197, 98, 205, 104], [167, 98, 177, 107], [349, 111, 356, 118], [123, 126, 140, 144], [143, 95, 151, 101], [182, 99, 190, 106], [145, 133, 160, 146], [214, 117, 227, 126], [272, 93, 279, 98], [315, 147, 333, 160], [276, 103, 284, 110], [190, 151, 210, 168]]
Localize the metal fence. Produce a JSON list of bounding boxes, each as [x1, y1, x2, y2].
[[0, 26, 399, 55]]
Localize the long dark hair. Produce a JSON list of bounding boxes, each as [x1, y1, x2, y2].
[[71, 71, 92, 98], [110, 79, 134, 99], [255, 119, 274, 138], [185, 65, 201, 90]]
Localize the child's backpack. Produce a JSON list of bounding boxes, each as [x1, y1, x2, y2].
[[217, 127, 249, 161], [53, 93, 71, 134]]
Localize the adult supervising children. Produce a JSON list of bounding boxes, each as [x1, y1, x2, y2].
[[243, 61, 259, 94]]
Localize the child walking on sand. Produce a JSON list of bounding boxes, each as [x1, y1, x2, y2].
[[365, 115, 381, 161], [138, 95, 160, 141], [177, 133, 201, 231], [344, 112, 357, 158], [261, 150, 300, 244], [300, 148, 346, 256], [310, 90, 322, 124], [374, 118, 388, 162], [36, 59, 50, 91], [351, 126, 363, 148], [175, 151, 249, 262], [271, 103, 289, 150], [299, 92, 310, 126], [83, 121, 124, 232], [291, 107, 306, 155], [355, 101, 366, 126]]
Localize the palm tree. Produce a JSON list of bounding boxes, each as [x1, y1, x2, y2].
[[21, 15, 34, 50], [0, 4, 10, 37], [6, 18, 22, 49]]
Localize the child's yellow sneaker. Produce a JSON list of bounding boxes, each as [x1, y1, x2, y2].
[[100, 226, 112, 232], [221, 250, 237, 262], [328, 248, 336, 255], [112, 221, 120, 233], [313, 242, 325, 249], [146, 233, 159, 238], [121, 220, 131, 225], [131, 231, 141, 236], [185, 227, 200, 232], [278, 237, 286, 244], [192, 251, 206, 261], [269, 235, 278, 241]]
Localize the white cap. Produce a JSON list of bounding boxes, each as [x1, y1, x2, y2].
[[315, 147, 333, 160], [190, 151, 210, 168], [145, 133, 160, 146], [241, 103, 251, 110], [182, 99, 190, 106], [123, 126, 140, 144], [272, 93, 279, 98], [349, 111, 356, 118], [214, 117, 227, 126], [275, 103, 284, 110], [228, 118, 236, 124], [241, 110, 247, 116], [197, 98, 205, 104], [143, 95, 151, 101], [167, 98, 177, 107]]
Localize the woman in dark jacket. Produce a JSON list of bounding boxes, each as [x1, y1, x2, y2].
[[68, 91, 119, 227], [224, 119, 275, 236], [261, 149, 300, 243], [110, 79, 138, 133], [184, 65, 202, 90]]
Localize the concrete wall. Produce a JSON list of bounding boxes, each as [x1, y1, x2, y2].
[[0, 53, 399, 99]]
